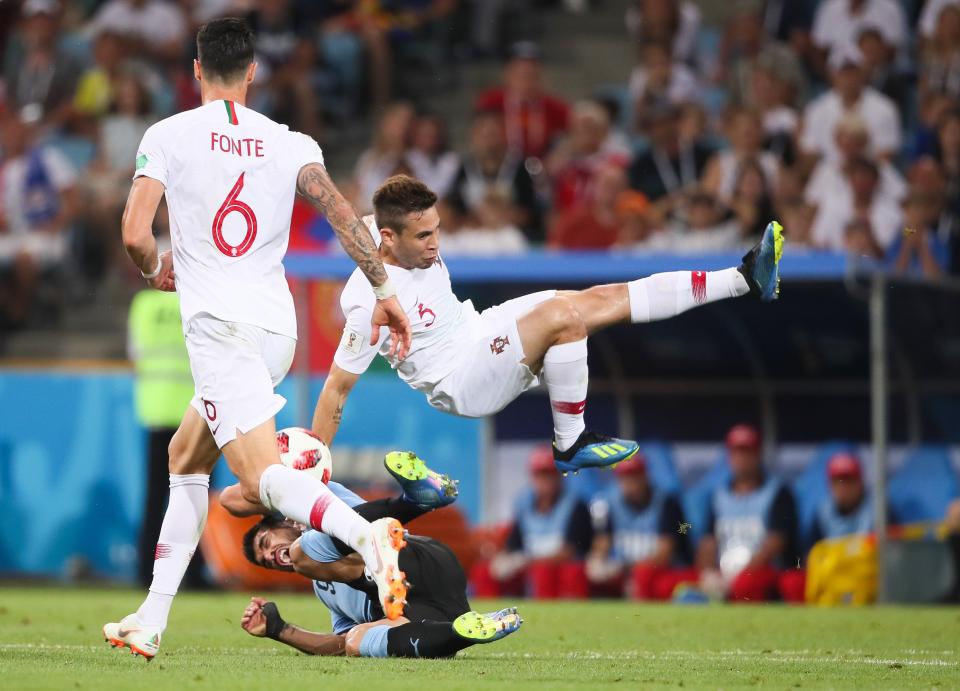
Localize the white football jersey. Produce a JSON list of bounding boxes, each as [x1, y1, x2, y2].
[[134, 99, 324, 339], [335, 220, 480, 393]]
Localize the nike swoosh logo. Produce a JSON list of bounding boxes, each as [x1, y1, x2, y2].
[[370, 535, 384, 575], [117, 626, 138, 638], [211, 423, 221, 435]]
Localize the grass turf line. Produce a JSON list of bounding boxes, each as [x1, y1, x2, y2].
[[0, 587, 957, 690]]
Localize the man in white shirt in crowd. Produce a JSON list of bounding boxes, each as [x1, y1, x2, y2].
[[800, 45, 901, 167], [811, 0, 906, 67]]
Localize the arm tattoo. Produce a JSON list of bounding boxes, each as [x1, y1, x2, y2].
[[297, 164, 388, 286], [332, 405, 343, 425]]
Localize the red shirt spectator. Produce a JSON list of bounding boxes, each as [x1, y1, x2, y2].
[[474, 42, 571, 159], [550, 164, 647, 250]]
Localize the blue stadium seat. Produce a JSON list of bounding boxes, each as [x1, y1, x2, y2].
[[792, 441, 858, 548], [888, 446, 959, 523], [682, 453, 730, 544]]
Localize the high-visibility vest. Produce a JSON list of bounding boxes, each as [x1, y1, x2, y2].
[[128, 289, 193, 429]]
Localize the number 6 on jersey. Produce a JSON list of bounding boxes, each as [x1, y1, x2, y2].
[[213, 172, 258, 257]]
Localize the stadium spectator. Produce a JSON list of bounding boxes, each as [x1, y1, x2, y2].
[[547, 100, 630, 214], [446, 108, 543, 243], [440, 188, 529, 255], [405, 112, 460, 199], [727, 158, 777, 243], [245, 0, 322, 139], [811, 0, 907, 74], [742, 51, 804, 164], [0, 113, 78, 328], [474, 41, 571, 159], [696, 424, 804, 603], [82, 68, 157, 272], [843, 217, 885, 260], [808, 453, 880, 547], [470, 447, 592, 599], [72, 30, 127, 120], [701, 107, 779, 205], [811, 156, 903, 251], [857, 27, 907, 114], [587, 454, 695, 600], [625, 0, 701, 68], [628, 99, 712, 207], [800, 45, 901, 166], [627, 40, 699, 109], [759, 0, 813, 54], [934, 109, 960, 221], [919, 3, 960, 101], [889, 193, 949, 276], [350, 102, 415, 214], [3, 0, 82, 131], [919, 0, 960, 44], [548, 163, 645, 250], [805, 114, 907, 213], [88, 0, 188, 64]]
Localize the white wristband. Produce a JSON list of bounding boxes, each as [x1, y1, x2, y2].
[[372, 279, 396, 300], [141, 256, 162, 280]]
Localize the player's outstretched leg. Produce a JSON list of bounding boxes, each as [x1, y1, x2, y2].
[[384, 450, 459, 509], [103, 408, 220, 660], [234, 420, 408, 619]]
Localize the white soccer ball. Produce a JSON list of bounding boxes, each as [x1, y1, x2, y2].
[[276, 427, 333, 484]]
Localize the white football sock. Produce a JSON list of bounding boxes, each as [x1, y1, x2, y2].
[[136, 474, 209, 630], [258, 464, 370, 552], [542, 338, 589, 452], [627, 268, 749, 323]]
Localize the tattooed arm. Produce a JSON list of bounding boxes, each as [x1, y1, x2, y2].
[[296, 163, 412, 358], [313, 362, 361, 445]]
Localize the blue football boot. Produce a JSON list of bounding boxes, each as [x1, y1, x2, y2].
[[738, 220, 785, 302], [553, 431, 640, 475], [384, 451, 459, 509]]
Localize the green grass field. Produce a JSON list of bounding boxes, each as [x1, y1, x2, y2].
[[0, 588, 957, 690]]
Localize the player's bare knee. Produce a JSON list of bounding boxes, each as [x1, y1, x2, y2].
[[344, 626, 366, 657], [550, 296, 587, 341]]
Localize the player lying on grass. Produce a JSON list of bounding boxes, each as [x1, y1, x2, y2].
[[233, 452, 522, 658], [314, 175, 784, 475]]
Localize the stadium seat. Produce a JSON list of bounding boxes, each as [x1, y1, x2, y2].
[[682, 453, 731, 544], [792, 441, 858, 549], [888, 446, 960, 523]]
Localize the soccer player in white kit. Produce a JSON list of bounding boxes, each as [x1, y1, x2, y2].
[[314, 175, 784, 474], [103, 19, 414, 660]]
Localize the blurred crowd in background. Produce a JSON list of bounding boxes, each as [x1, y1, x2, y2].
[[470, 428, 960, 603], [2, 0, 960, 334]]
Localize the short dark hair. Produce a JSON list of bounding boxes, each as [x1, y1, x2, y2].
[[372, 175, 438, 233], [196, 18, 255, 84], [241, 513, 287, 567]]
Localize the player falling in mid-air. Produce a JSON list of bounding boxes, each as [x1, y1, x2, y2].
[[233, 452, 522, 659], [104, 18, 414, 660], [315, 175, 784, 474]]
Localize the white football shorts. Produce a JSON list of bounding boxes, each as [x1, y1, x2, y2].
[[427, 290, 555, 417], [184, 313, 296, 448]]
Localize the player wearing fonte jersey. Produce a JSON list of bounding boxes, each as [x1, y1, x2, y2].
[[315, 175, 784, 474], [103, 18, 413, 660]]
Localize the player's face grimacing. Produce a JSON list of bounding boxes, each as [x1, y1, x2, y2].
[[382, 206, 441, 270], [253, 523, 302, 571]]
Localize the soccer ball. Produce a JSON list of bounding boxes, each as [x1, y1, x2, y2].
[[276, 427, 333, 484]]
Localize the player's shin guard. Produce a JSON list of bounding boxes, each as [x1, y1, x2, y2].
[[136, 474, 209, 630], [258, 463, 369, 552], [627, 268, 749, 323], [542, 338, 588, 452]]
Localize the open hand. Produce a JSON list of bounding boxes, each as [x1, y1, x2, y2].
[[370, 295, 411, 360]]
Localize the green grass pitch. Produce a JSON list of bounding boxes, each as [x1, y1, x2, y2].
[[0, 587, 958, 690]]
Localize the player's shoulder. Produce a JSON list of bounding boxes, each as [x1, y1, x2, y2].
[[341, 269, 376, 312]]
